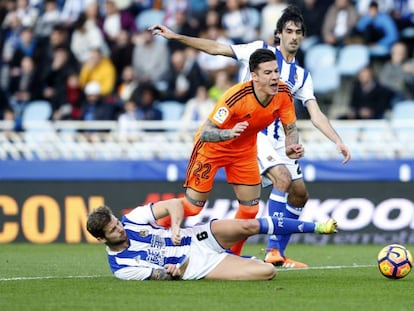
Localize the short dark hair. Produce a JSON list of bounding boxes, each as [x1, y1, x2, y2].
[[86, 205, 113, 238], [249, 48, 277, 72], [274, 5, 306, 45]]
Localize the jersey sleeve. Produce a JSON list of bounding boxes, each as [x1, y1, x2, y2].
[[293, 71, 316, 107], [123, 204, 156, 224], [114, 265, 153, 280]]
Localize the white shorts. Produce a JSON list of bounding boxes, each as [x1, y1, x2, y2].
[[182, 221, 228, 280], [257, 132, 303, 188]]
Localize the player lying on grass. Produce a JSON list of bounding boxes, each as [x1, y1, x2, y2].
[[86, 198, 338, 281]]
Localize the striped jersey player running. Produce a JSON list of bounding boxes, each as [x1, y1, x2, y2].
[[150, 5, 351, 268]]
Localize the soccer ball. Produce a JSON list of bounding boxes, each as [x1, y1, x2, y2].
[[377, 244, 413, 279]]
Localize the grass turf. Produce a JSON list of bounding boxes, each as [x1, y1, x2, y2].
[[1, 243, 413, 311]]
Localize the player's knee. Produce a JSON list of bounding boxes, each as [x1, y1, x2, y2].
[[267, 166, 292, 191], [182, 196, 204, 217], [264, 264, 277, 280]]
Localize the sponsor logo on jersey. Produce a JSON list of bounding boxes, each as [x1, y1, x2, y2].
[[213, 107, 229, 124]]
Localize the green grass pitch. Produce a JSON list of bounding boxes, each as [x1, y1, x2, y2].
[[1, 243, 413, 311]]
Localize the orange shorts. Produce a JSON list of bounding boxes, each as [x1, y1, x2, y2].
[[184, 150, 261, 193]]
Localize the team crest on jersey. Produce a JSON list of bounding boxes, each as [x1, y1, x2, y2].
[[213, 107, 229, 124], [139, 230, 148, 237]]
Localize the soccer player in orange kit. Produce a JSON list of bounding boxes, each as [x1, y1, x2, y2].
[[157, 48, 304, 256]]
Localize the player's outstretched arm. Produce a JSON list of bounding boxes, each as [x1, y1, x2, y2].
[[149, 24, 234, 57], [306, 100, 351, 164]]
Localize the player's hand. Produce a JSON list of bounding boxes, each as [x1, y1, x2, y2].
[[164, 263, 183, 279], [286, 144, 304, 159], [171, 227, 181, 245], [337, 143, 351, 164], [231, 121, 249, 137], [148, 24, 176, 40]]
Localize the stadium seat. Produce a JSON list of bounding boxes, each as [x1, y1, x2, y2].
[[22, 100, 53, 132], [337, 44, 370, 76], [156, 101, 185, 121], [304, 44, 337, 73], [390, 100, 414, 121], [310, 66, 340, 94]]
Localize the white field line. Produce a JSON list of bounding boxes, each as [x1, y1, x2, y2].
[[0, 264, 377, 282], [276, 264, 376, 271]]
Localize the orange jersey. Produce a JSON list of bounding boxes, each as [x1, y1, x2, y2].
[[184, 80, 295, 191], [196, 80, 295, 157]]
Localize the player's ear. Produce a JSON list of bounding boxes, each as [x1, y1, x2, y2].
[[96, 237, 107, 244]]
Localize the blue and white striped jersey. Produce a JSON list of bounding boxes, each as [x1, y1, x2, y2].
[[231, 41, 315, 148], [106, 204, 190, 280]]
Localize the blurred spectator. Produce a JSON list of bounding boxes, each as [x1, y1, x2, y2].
[[208, 69, 234, 101], [80, 80, 116, 121], [33, 0, 60, 39], [378, 41, 414, 105], [42, 46, 72, 112], [353, 1, 399, 58], [165, 6, 199, 53], [165, 48, 205, 103], [196, 24, 238, 84], [79, 47, 116, 96], [111, 0, 133, 11], [9, 56, 43, 117], [100, 0, 137, 46], [0, 87, 12, 120], [130, 82, 162, 121], [187, 0, 208, 21], [339, 66, 392, 120], [131, 29, 169, 86], [180, 84, 215, 131], [70, 12, 109, 64], [163, 0, 189, 29], [131, 0, 163, 16], [221, 0, 260, 44], [56, 71, 84, 120], [109, 29, 134, 85], [389, 1, 414, 35], [9, 26, 43, 68], [321, 0, 358, 47], [297, 0, 331, 50], [259, 0, 287, 42], [1, 10, 23, 90], [355, 0, 394, 15], [117, 65, 138, 102], [38, 24, 78, 75], [16, 0, 39, 28], [60, 0, 90, 29], [117, 98, 139, 134]]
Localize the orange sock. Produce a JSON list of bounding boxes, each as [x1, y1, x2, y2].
[[229, 203, 259, 256], [156, 197, 204, 227]]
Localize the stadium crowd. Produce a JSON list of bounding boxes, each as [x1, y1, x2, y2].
[[0, 0, 414, 131]]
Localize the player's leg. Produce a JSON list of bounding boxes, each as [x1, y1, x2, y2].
[[226, 155, 262, 255], [205, 254, 276, 280], [211, 217, 337, 250], [262, 165, 291, 264], [229, 183, 261, 255]]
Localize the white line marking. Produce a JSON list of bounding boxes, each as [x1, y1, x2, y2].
[[0, 275, 108, 282], [0, 264, 377, 281], [276, 264, 376, 271]]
